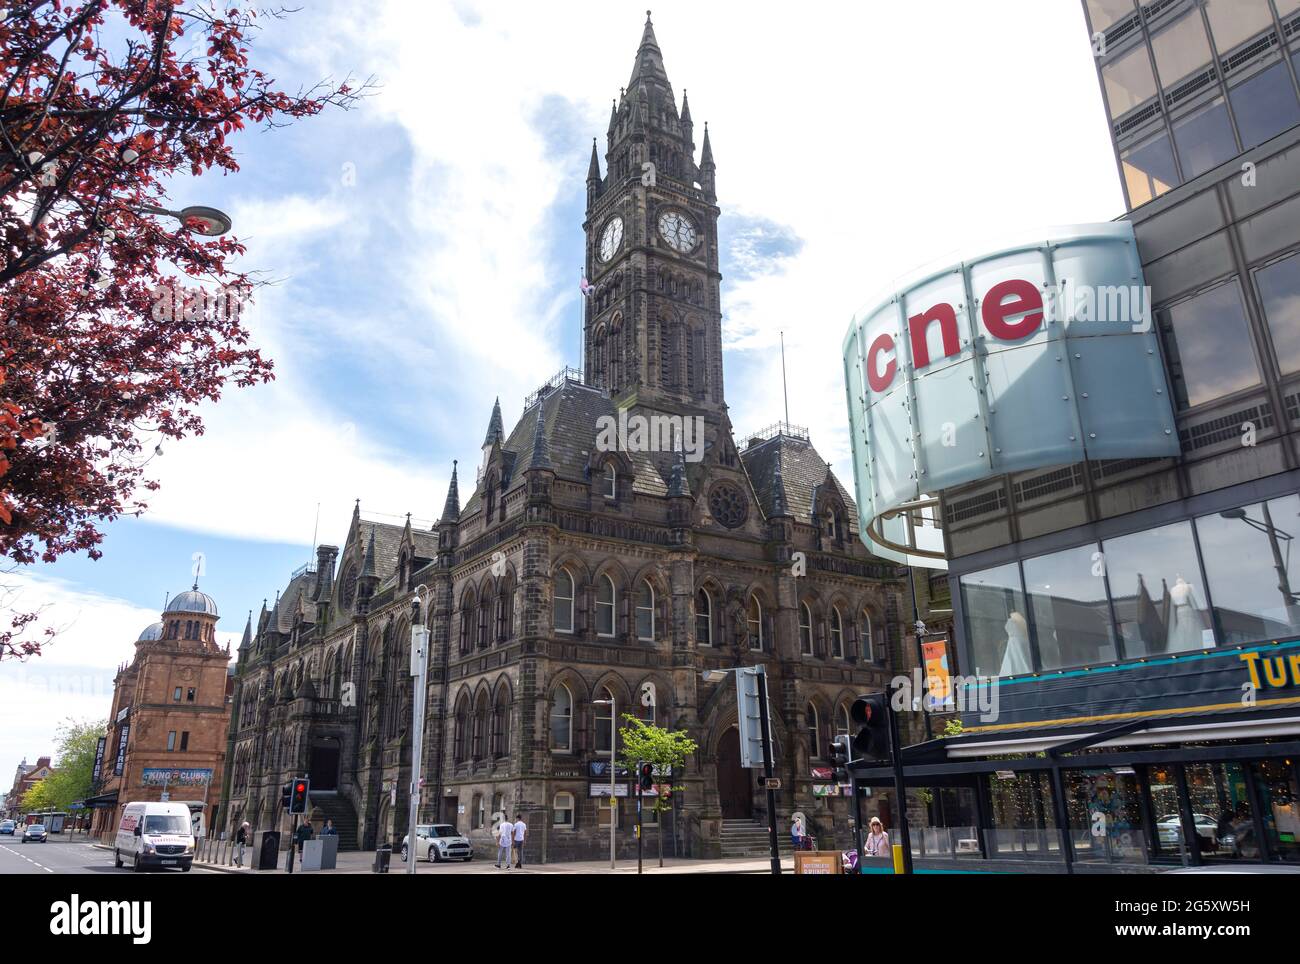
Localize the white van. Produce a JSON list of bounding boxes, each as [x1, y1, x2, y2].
[[114, 801, 195, 872]]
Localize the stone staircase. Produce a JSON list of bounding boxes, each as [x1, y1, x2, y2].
[[718, 819, 799, 858], [308, 792, 359, 851]]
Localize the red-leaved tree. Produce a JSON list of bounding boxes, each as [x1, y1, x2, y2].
[[0, 2, 368, 658]]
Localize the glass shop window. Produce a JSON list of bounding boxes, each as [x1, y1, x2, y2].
[[959, 562, 1028, 677], [1022, 543, 1117, 671], [1156, 278, 1259, 410], [1183, 763, 1260, 861], [1064, 769, 1147, 864], [1195, 495, 1300, 644], [1102, 520, 1214, 657], [1254, 759, 1300, 862]]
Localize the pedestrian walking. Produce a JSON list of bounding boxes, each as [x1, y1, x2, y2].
[[495, 817, 514, 869], [790, 814, 805, 851], [864, 817, 890, 857], [295, 819, 314, 855], [234, 821, 249, 867], [512, 815, 528, 868]]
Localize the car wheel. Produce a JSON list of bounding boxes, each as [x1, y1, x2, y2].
[[400, 844, 408, 862], [181, 863, 191, 873], [428, 844, 440, 863], [114, 850, 123, 868], [133, 854, 141, 873]]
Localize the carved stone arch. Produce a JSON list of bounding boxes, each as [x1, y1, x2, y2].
[[590, 671, 632, 708], [628, 671, 671, 724], [546, 667, 590, 705], [550, 551, 592, 587]]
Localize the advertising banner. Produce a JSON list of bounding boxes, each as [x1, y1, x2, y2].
[[91, 737, 106, 785], [922, 638, 955, 710], [113, 724, 129, 776], [140, 768, 213, 788], [842, 223, 1179, 566]]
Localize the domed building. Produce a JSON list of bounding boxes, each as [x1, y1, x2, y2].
[[86, 583, 234, 840]]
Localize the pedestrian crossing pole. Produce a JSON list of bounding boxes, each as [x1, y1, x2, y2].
[[408, 588, 430, 876]]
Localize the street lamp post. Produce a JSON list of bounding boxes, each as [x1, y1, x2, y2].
[[407, 587, 430, 876], [593, 697, 616, 870], [136, 203, 232, 236]]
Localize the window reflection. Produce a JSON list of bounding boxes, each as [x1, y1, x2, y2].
[[1256, 251, 1300, 375], [1229, 62, 1300, 150], [1104, 45, 1157, 118], [1085, 0, 1136, 33], [1066, 769, 1146, 864], [1157, 279, 1259, 410], [1184, 763, 1260, 861], [1171, 97, 1237, 178], [1121, 131, 1179, 207], [1255, 760, 1300, 862], [1103, 520, 1213, 656], [960, 563, 1027, 677], [1151, 11, 1212, 90], [1197, 496, 1300, 643], [1023, 544, 1116, 671], [1204, 0, 1274, 54]]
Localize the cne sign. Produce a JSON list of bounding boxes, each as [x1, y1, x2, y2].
[[842, 223, 1179, 565]]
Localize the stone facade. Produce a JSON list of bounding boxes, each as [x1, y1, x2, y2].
[[219, 14, 907, 861]]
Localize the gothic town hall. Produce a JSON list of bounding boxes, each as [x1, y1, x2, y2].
[[220, 14, 905, 861]]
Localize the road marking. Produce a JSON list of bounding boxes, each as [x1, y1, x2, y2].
[[0, 844, 54, 872]]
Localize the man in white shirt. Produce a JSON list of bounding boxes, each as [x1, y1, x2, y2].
[[495, 817, 514, 870], [512, 816, 528, 869]]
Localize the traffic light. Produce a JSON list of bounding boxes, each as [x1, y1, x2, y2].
[[851, 693, 892, 761], [828, 734, 853, 782], [280, 783, 292, 811], [289, 778, 310, 815], [638, 763, 654, 792]]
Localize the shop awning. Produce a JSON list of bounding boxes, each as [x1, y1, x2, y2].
[[82, 790, 118, 809]]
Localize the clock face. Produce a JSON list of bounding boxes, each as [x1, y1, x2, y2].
[[599, 217, 624, 262], [658, 211, 698, 252]]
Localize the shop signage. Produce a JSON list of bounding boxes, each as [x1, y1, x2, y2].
[[140, 768, 213, 787], [116, 705, 130, 723], [589, 761, 632, 779], [113, 724, 129, 775], [1240, 650, 1300, 693], [842, 222, 1179, 565], [923, 638, 954, 711], [91, 737, 106, 784], [589, 784, 630, 798]]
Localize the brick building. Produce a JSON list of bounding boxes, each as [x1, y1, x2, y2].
[[219, 13, 907, 861], [87, 587, 232, 838], [3, 756, 54, 819]]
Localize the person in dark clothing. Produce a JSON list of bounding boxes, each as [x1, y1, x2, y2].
[[295, 820, 314, 854], [320, 819, 337, 836], [234, 822, 250, 867]]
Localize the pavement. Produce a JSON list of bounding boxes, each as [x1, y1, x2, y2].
[[0, 832, 224, 875], [89, 839, 796, 875]]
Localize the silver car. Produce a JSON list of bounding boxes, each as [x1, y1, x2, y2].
[[401, 824, 472, 863], [22, 823, 48, 843]]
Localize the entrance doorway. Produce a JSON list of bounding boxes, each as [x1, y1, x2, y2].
[[442, 795, 459, 827], [717, 727, 752, 819], [309, 742, 340, 791]]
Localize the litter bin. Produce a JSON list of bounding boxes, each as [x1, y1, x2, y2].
[[257, 831, 282, 871], [373, 844, 391, 873]]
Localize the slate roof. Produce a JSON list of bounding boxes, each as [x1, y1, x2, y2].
[[461, 379, 669, 517], [274, 571, 315, 634], [739, 433, 860, 529]]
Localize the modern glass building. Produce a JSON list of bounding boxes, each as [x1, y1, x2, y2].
[[847, 0, 1300, 871]]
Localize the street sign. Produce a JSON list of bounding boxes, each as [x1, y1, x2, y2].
[[735, 666, 773, 769], [160, 792, 170, 802], [757, 777, 782, 790]]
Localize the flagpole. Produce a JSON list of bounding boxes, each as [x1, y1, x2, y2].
[[780, 330, 790, 426], [580, 265, 585, 378]]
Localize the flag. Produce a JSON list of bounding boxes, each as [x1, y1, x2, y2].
[[580, 277, 595, 297]]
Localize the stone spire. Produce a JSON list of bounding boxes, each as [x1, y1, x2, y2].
[[482, 397, 504, 448], [529, 405, 553, 472], [771, 442, 790, 518], [440, 460, 460, 523], [360, 527, 377, 579]]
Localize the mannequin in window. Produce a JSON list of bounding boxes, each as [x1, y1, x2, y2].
[[999, 612, 1032, 677], [1165, 574, 1204, 652]]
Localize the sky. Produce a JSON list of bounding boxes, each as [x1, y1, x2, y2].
[[0, 0, 1125, 785]]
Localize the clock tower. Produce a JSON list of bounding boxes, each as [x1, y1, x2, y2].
[[583, 11, 724, 421]]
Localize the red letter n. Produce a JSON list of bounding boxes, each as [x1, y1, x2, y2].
[[908, 303, 961, 371]]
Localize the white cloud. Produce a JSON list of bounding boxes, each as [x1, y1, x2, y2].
[[0, 573, 239, 782]]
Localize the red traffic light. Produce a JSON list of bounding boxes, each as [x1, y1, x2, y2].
[[295, 783, 305, 792]]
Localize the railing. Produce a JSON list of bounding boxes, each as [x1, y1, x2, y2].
[[523, 366, 584, 411], [741, 421, 810, 447]]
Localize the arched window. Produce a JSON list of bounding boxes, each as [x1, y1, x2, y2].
[[551, 685, 573, 751], [806, 703, 820, 758], [453, 695, 470, 763], [635, 581, 655, 641], [604, 463, 617, 500], [799, 603, 813, 655], [747, 595, 764, 650], [695, 588, 712, 645], [596, 575, 616, 638], [830, 606, 844, 658], [472, 691, 489, 760], [836, 703, 851, 740], [553, 792, 575, 828], [554, 569, 574, 634], [477, 592, 492, 649], [594, 686, 615, 753], [496, 576, 513, 642], [860, 610, 874, 661], [459, 591, 475, 654], [491, 689, 510, 758], [471, 793, 484, 829], [485, 472, 497, 522]]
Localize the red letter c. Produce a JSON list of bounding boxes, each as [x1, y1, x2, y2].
[[866, 333, 897, 394]]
